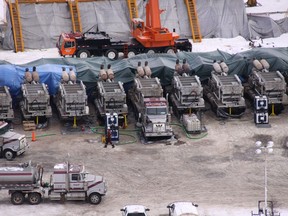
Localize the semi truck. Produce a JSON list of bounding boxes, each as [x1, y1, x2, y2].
[[129, 77, 173, 139], [57, 0, 192, 60], [0, 161, 107, 205], [0, 121, 28, 161]]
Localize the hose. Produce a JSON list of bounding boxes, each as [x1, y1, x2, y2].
[[26, 133, 57, 138]]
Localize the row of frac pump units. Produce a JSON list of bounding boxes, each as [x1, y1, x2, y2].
[[0, 58, 288, 137]]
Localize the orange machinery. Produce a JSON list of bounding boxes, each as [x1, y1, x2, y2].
[[131, 0, 180, 48]]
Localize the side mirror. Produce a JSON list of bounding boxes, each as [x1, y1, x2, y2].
[[146, 208, 150, 211], [120, 209, 124, 212], [167, 205, 171, 208]]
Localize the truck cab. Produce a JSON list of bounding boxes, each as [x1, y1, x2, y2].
[[167, 201, 199, 216], [121, 205, 150, 216], [0, 121, 28, 161]]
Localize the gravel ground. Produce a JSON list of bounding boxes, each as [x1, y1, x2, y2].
[[1, 105, 288, 216]]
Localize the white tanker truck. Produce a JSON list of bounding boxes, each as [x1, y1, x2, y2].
[[0, 161, 107, 205]]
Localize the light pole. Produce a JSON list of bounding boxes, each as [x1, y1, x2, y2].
[[255, 140, 274, 216]]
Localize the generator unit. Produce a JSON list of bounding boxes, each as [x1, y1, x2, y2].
[[0, 86, 14, 120], [20, 83, 52, 119], [254, 95, 269, 126], [245, 59, 287, 114], [54, 81, 89, 119], [94, 81, 128, 127], [170, 75, 205, 133], [105, 112, 119, 142], [204, 73, 246, 118]]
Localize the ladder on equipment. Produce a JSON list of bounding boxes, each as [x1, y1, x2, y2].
[[185, 0, 202, 43], [68, 0, 82, 33], [127, 0, 139, 20], [8, 0, 24, 52]]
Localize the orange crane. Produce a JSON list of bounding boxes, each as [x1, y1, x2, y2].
[[131, 0, 180, 51]]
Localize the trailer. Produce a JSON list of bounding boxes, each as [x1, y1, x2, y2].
[[245, 70, 287, 115], [94, 81, 128, 126], [204, 73, 246, 118], [54, 81, 89, 120], [0, 86, 14, 120], [0, 161, 107, 205], [170, 75, 205, 133], [20, 83, 52, 120], [129, 77, 173, 139]]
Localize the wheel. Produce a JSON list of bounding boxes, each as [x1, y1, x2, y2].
[[146, 49, 155, 54], [164, 47, 175, 54], [11, 192, 25, 205], [127, 49, 137, 58], [105, 49, 118, 60], [4, 149, 15, 161], [76, 50, 91, 58], [28, 192, 42, 205], [88, 193, 101, 205]]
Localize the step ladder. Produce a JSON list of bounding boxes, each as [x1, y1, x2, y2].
[[8, 0, 24, 52], [185, 0, 202, 43], [68, 0, 82, 33], [127, 0, 138, 20]]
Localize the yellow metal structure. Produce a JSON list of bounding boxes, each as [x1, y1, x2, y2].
[[127, 0, 138, 20], [184, 0, 202, 43], [8, 0, 24, 52], [68, 0, 82, 33]]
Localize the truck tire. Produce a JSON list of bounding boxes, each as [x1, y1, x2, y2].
[[127, 49, 137, 58], [11, 192, 25, 205], [105, 49, 118, 60], [88, 192, 101, 205], [164, 47, 175, 54], [145, 49, 155, 54], [28, 192, 42, 205], [4, 149, 15, 161], [77, 50, 91, 58]]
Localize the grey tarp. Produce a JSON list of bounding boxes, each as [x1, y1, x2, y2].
[[3, 0, 253, 49], [1, 48, 288, 99]]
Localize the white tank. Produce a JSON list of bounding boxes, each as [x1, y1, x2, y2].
[[25, 72, 32, 83], [32, 71, 40, 82], [253, 59, 263, 70], [220, 62, 229, 73], [213, 62, 222, 74], [62, 71, 69, 82], [260, 59, 270, 70], [69, 70, 77, 82], [0, 163, 39, 184]]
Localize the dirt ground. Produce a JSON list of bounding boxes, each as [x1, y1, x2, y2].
[[1, 104, 288, 216]]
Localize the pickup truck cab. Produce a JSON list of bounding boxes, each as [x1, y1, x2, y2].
[[167, 201, 199, 216], [121, 205, 150, 216]]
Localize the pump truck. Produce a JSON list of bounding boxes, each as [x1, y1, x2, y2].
[[0, 161, 107, 205], [57, 0, 192, 59]]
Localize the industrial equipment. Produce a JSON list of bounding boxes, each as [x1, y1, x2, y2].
[[0, 161, 107, 205], [254, 95, 269, 126], [94, 81, 128, 127], [105, 112, 119, 143], [169, 75, 205, 133], [245, 59, 288, 115], [204, 73, 246, 118], [54, 80, 89, 124], [0, 86, 14, 120], [251, 201, 280, 216], [129, 77, 173, 139], [20, 82, 52, 120], [0, 121, 28, 161], [57, 0, 192, 59]]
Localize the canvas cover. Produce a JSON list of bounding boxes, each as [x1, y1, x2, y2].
[[1, 48, 288, 99], [1, 0, 256, 49]]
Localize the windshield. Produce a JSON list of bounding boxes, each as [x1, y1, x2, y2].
[[146, 107, 167, 115], [0, 123, 9, 135], [127, 213, 146, 216]]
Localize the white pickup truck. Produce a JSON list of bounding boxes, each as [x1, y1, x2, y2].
[[167, 201, 199, 216], [121, 205, 150, 216]]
